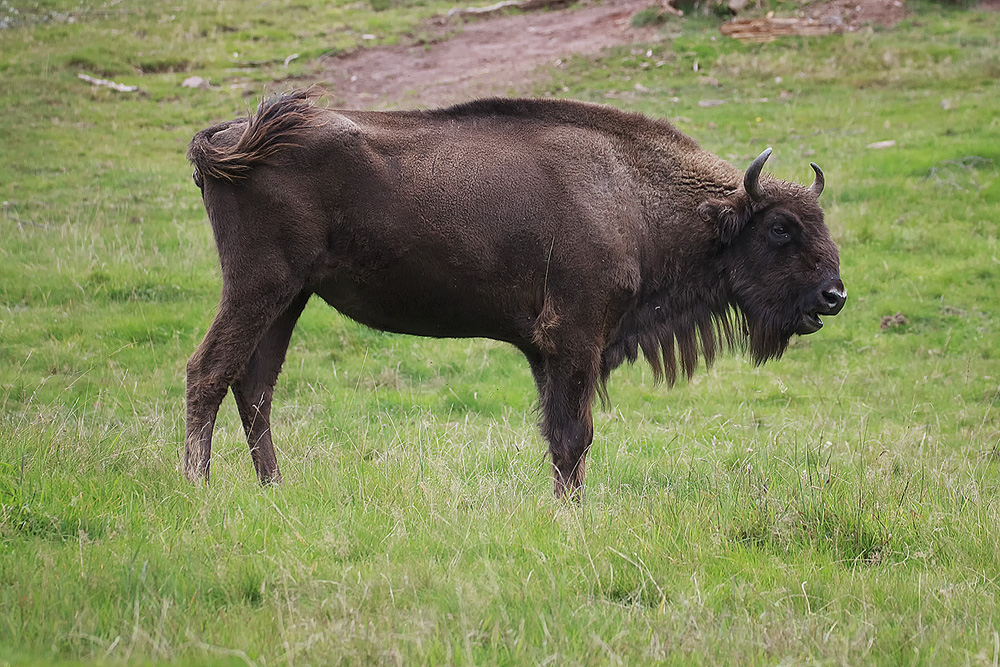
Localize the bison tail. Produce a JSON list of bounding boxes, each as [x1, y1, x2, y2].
[[187, 89, 326, 183]]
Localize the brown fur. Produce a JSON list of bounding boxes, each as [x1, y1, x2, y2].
[[184, 91, 845, 498]]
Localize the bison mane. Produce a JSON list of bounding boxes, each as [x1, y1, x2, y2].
[[600, 289, 791, 399]]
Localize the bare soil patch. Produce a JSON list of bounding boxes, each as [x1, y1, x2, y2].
[[316, 0, 662, 109], [722, 0, 907, 42], [804, 0, 908, 29]]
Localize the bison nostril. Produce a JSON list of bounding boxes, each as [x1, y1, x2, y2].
[[820, 286, 846, 315]]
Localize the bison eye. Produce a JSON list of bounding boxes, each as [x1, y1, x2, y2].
[[768, 223, 791, 245]]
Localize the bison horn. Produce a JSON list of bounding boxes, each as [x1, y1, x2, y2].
[[808, 162, 825, 197], [743, 147, 772, 202]]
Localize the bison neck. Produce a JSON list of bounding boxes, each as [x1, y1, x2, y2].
[[600, 143, 746, 385], [597, 145, 763, 386]]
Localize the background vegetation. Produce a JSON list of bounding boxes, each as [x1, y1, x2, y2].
[[1, 0, 998, 664]]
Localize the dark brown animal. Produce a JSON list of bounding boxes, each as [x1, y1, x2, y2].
[[185, 90, 845, 498]]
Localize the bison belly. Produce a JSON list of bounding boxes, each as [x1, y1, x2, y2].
[[311, 196, 555, 344], [312, 256, 534, 343]]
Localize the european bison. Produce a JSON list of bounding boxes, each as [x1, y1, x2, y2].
[[185, 90, 845, 498]]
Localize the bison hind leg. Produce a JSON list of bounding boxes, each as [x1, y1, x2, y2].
[[184, 284, 304, 484], [231, 292, 311, 484]]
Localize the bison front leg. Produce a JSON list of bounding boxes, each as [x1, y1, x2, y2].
[[231, 292, 310, 484], [185, 288, 297, 483], [537, 352, 600, 501]]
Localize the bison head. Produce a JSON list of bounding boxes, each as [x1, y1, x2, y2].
[[698, 148, 846, 364]]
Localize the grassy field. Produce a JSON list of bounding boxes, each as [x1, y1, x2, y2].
[[2, 0, 999, 664]]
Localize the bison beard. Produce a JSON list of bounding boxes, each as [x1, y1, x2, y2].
[[184, 90, 846, 499]]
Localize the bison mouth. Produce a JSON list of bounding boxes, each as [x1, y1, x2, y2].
[[796, 283, 847, 335], [796, 312, 824, 335]]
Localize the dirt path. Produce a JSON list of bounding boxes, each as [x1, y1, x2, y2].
[[316, 0, 662, 109], [313, 0, 910, 110]]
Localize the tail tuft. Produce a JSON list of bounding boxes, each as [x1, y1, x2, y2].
[[187, 89, 326, 184]]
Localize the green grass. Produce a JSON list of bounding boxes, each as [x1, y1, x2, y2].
[[2, 0, 1000, 664]]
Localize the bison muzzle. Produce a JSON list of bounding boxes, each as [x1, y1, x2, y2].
[[184, 90, 845, 498]]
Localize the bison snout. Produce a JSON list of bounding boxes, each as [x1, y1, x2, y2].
[[818, 280, 847, 316], [796, 279, 846, 336]]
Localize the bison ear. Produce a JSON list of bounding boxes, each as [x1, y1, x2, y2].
[[697, 195, 753, 245]]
